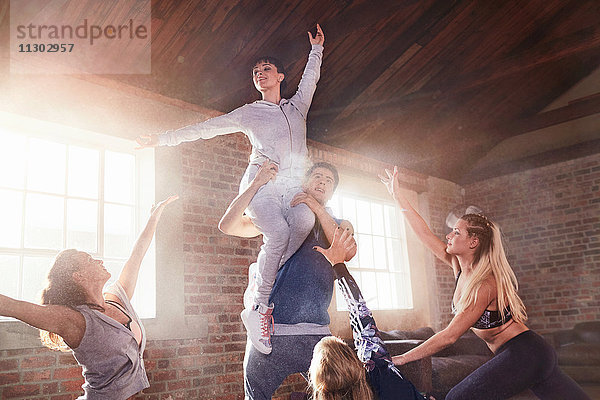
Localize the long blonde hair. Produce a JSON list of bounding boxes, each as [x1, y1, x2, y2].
[[309, 336, 375, 400], [454, 214, 527, 324]]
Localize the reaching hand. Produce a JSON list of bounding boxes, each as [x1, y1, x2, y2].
[[290, 191, 319, 212], [252, 160, 278, 187], [135, 134, 159, 149], [379, 165, 401, 200], [308, 23, 325, 46], [313, 227, 356, 266], [151, 194, 179, 215]]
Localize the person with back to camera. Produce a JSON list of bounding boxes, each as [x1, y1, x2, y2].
[[311, 227, 428, 400], [136, 24, 326, 355], [380, 166, 590, 400], [0, 195, 178, 400]]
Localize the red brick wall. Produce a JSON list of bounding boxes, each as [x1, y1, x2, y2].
[[5, 132, 596, 399], [463, 153, 600, 333], [422, 177, 465, 329]]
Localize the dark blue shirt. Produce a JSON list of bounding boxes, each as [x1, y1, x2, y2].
[[269, 222, 337, 326]]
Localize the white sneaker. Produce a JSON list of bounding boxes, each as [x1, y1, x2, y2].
[[241, 303, 274, 354]]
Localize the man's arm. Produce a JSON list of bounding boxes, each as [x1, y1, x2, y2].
[[290, 192, 356, 261], [218, 161, 278, 238]]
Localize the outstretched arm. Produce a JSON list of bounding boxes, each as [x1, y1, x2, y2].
[[119, 195, 179, 299], [315, 229, 390, 369], [219, 161, 278, 238], [135, 107, 245, 149], [392, 282, 495, 366], [380, 166, 452, 267], [0, 295, 85, 348]]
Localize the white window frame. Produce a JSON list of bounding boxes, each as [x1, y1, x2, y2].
[[0, 113, 156, 332], [329, 190, 413, 311]]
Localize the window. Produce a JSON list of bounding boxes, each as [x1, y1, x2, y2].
[[0, 123, 155, 318], [329, 192, 413, 310]]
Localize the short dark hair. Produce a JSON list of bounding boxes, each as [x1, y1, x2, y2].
[[251, 56, 286, 92], [305, 162, 339, 190]]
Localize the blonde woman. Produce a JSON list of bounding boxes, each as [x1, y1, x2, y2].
[[381, 166, 589, 400], [311, 228, 426, 400], [0, 195, 178, 399]]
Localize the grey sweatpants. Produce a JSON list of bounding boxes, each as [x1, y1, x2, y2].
[[245, 179, 315, 306], [243, 334, 327, 400]]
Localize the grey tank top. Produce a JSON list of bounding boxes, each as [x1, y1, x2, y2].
[[72, 282, 149, 399]]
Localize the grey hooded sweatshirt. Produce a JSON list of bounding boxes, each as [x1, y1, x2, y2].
[[158, 44, 323, 187]]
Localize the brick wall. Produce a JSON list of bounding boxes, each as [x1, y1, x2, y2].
[[423, 177, 465, 329], [3, 130, 596, 399], [463, 153, 600, 333]]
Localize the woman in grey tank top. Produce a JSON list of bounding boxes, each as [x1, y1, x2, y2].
[[0, 195, 178, 400]]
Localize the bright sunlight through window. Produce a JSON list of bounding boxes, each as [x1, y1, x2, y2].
[[0, 125, 155, 318], [329, 192, 413, 310]]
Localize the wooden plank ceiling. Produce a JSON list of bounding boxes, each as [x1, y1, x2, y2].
[[109, 0, 600, 183]]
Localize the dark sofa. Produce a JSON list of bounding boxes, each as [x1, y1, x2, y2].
[[382, 328, 541, 399]]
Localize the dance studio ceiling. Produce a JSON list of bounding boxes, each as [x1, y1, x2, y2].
[[8, 0, 600, 183]]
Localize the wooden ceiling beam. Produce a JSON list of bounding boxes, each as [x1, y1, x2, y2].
[[438, 25, 600, 96], [308, 0, 462, 135], [499, 93, 600, 137]]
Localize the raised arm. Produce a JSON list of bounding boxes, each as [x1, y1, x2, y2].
[[315, 228, 390, 370], [0, 294, 85, 348], [118, 195, 179, 299], [381, 166, 452, 267], [289, 24, 324, 117], [219, 161, 278, 238]]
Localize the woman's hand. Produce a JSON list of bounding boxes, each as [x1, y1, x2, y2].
[[308, 23, 325, 46], [251, 160, 278, 188], [392, 354, 408, 366], [135, 133, 159, 149], [379, 165, 402, 201], [314, 227, 356, 266], [151, 194, 179, 216]]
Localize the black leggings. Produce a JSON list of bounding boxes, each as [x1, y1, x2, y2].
[[446, 330, 590, 400]]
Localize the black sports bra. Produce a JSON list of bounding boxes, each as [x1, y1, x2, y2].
[[452, 271, 512, 329], [105, 299, 133, 331]]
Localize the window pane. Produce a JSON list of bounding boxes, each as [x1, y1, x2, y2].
[[27, 139, 66, 194], [0, 255, 20, 298], [104, 204, 134, 258], [0, 132, 26, 189], [361, 271, 378, 308], [384, 205, 399, 238], [372, 236, 386, 270], [67, 199, 98, 253], [24, 194, 64, 249], [387, 238, 402, 272], [68, 146, 99, 198], [0, 190, 23, 248], [22, 256, 53, 302], [342, 197, 356, 224], [356, 199, 372, 234], [371, 203, 384, 235], [105, 151, 135, 204], [376, 272, 393, 309], [357, 234, 373, 269]]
